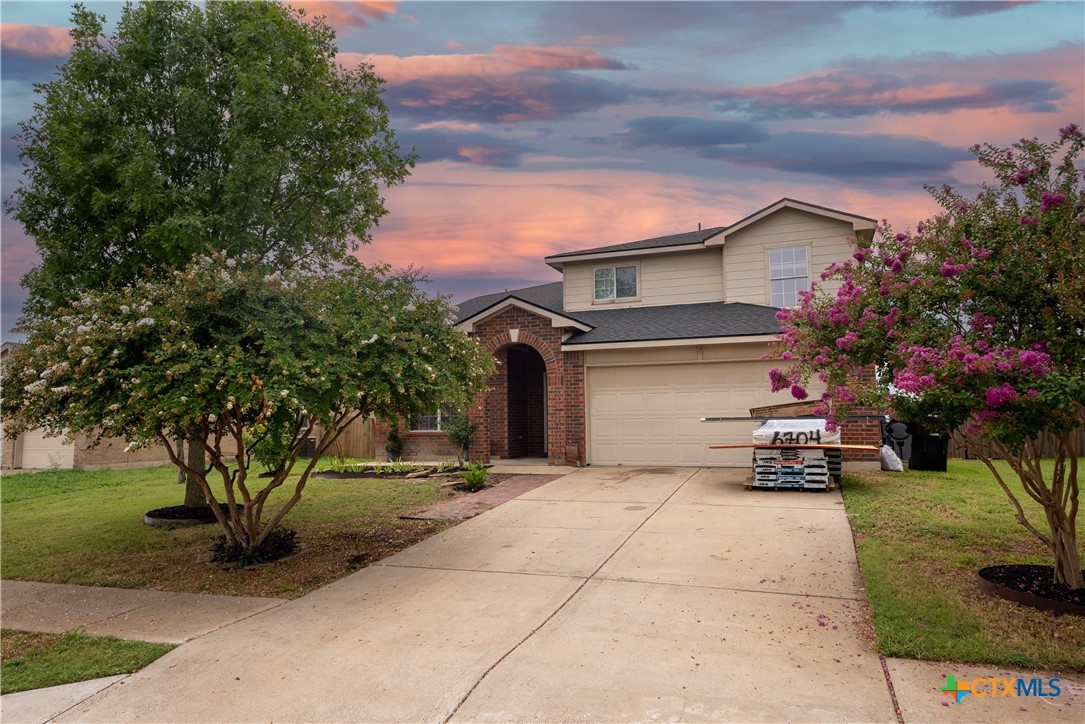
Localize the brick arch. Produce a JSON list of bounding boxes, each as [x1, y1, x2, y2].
[[483, 331, 557, 365], [469, 306, 585, 466]]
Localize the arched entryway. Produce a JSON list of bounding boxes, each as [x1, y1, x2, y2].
[[504, 343, 547, 458]]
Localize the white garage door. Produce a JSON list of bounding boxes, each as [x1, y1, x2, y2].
[[588, 361, 779, 466], [19, 429, 75, 469]]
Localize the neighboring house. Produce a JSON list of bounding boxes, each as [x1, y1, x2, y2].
[[0, 341, 174, 471], [1, 340, 376, 472], [397, 198, 883, 468]]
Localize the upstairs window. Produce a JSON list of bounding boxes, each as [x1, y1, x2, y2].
[[768, 246, 809, 308], [594, 265, 638, 301]]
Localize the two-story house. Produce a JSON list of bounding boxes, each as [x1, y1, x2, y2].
[[404, 198, 883, 469]]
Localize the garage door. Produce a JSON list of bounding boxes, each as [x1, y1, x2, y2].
[[19, 429, 75, 469], [588, 361, 779, 466]]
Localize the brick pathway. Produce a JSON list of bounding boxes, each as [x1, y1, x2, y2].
[[405, 474, 563, 521]]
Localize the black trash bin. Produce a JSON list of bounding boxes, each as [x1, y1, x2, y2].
[[907, 423, 948, 472], [883, 419, 912, 462]]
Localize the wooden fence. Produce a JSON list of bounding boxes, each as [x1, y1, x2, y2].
[[323, 415, 376, 459], [948, 427, 1085, 459]]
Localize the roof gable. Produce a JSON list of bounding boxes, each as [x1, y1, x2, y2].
[[452, 281, 563, 323], [705, 198, 876, 246], [455, 296, 593, 335]]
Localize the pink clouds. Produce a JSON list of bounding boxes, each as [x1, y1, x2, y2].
[[348, 44, 633, 124], [722, 72, 1024, 115], [351, 158, 941, 297], [356, 163, 833, 278], [714, 44, 1080, 120], [493, 44, 631, 71], [857, 47, 1085, 151], [348, 44, 631, 80], [0, 24, 73, 58], [288, 1, 404, 29]]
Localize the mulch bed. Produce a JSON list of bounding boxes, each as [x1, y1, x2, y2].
[[145, 503, 243, 525], [978, 564, 1085, 616], [313, 471, 433, 480], [312, 466, 468, 477]]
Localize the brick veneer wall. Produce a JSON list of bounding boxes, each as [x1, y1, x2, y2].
[[487, 346, 510, 459], [839, 365, 883, 466], [0, 429, 175, 471], [471, 307, 585, 466], [372, 419, 461, 462], [0, 421, 15, 468], [73, 434, 175, 470]]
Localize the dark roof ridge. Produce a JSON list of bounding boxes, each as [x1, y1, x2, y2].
[[545, 226, 727, 261]]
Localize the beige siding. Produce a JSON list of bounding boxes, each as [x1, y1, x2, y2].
[[584, 341, 769, 367], [563, 249, 724, 312], [722, 208, 856, 305]]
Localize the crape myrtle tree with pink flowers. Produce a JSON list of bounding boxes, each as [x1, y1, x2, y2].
[[770, 126, 1084, 589]]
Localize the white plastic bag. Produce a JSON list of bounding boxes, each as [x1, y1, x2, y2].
[[880, 444, 904, 472]]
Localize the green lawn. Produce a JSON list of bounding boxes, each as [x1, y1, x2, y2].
[[842, 459, 1085, 671], [1, 629, 173, 694], [0, 465, 449, 598]]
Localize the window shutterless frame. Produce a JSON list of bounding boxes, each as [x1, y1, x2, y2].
[[767, 245, 809, 308], [593, 263, 638, 302], [413, 405, 457, 432]]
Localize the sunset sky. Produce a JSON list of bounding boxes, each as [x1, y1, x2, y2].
[[2, 1, 1083, 340]]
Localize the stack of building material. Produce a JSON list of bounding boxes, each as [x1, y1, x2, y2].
[[752, 447, 832, 490], [825, 448, 842, 480], [748, 419, 845, 491]]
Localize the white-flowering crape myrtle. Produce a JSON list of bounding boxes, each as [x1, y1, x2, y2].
[[3, 256, 493, 556]]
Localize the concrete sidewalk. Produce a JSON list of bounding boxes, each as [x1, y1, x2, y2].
[[6, 467, 1083, 722]]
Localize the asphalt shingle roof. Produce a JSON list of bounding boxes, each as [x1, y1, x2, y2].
[[563, 301, 781, 345], [454, 281, 780, 345], [452, 281, 564, 323], [545, 227, 726, 260]]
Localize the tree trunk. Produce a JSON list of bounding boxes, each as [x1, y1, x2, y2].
[[183, 431, 206, 508], [1046, 505, 1084, 588]]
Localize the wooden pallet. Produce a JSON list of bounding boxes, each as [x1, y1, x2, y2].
[[711, 443, 878, 451]]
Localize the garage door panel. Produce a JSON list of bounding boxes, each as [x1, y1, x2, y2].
[[588, 360, 778, 467], [592, 392, 620, 413], [676, 443, 707, 464], [645, 392, 675, 412], [19, 429, 75, 469], [592, 418, 621, 436]]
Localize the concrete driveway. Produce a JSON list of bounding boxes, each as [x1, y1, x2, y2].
[[48, 467, 1081, 722]]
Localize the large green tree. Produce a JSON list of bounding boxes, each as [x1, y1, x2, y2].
[[772, 127, 1084, 587], [7, 1, 413, 505], [2, 257, 493, 556]]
